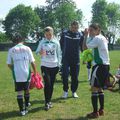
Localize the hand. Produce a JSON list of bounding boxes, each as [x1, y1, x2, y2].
[[84, 28, 89, 37], [40, 49, 46, 56]]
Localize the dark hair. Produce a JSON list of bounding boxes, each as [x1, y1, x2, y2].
[[12, 33, 23, 43], [89, 23, 101, 30], [71, 21, 79, 26]]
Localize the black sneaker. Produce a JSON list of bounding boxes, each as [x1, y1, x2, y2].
[[44, 103, 50, 111]]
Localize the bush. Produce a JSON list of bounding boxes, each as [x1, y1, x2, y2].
[[0, 32, 9, 43], [115, 38, 120, 45]]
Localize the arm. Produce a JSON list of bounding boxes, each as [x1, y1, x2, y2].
[[36, 40, 42, 55], [79, 32, 84, 52], [82, 28, 89, 50], [59, 32, 65, 51], [31, 62, 37, 75], [28, 47, 37, 75], [7, 49, 13, 70], [56, 41, 62, 67], [8, 64, 13, 70]]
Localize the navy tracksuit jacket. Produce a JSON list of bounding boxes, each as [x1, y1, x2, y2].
[[60, 30, 84, 92]]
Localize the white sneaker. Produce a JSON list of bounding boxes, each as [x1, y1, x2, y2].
[[28, 102, 31, 107], [25, 107, 28, 114], [20, 110, 26, 116], [62, 91, 68, 99], [72, 92, 78, 98]]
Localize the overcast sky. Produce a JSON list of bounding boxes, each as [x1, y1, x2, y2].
[[0, 0, 120, 28]]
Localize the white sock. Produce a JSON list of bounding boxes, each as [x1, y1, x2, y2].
[[88, 69, 91, 81]]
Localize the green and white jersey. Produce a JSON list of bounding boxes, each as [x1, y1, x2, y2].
[[36, 38, 61, 68], [7, 43, 35, 82], [87, 34, 110, 65]]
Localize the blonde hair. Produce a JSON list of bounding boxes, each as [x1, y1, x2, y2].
[[44, 26, 54, 34]]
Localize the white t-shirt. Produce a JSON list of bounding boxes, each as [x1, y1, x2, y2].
[[87, 34, 110, 65], [7, 43, 35, 82]]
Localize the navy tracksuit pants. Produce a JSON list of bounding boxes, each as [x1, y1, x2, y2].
[[62, 62, 80, 93]]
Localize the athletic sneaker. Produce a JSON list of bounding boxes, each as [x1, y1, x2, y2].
[[99, 109, 104, 116], [72, 92, 78, 98], [44, 103, 50, 111], [86, 112, 99, 118], [20, 110, 26, 116], [48, 102, 53, 108], [62, 91, 68, 99], [28, 102, 31, 107], [25, 107, 28, 114]]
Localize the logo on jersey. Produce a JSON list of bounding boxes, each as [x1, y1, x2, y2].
[[46, 50, 55, 55]]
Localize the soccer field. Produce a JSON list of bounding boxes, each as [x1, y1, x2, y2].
[[0, 51, 120, 120]]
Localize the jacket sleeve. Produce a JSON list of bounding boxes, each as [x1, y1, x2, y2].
[[59, 31, 65, 51], [56, 41, 62, 67], [35, 39, 43, 55], [79, 32, 84, 52]]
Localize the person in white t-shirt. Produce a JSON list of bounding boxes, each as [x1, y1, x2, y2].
[[83, 23, 110, 118], [7, 34, 37, 116]]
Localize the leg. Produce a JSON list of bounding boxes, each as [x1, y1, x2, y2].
[[17, 91, 24, 112], [24, 82, 30, 109], [15, 82, 25, 115], [70, 64, 79, 93], [87, 62, 91, 81], [41, 66, 51, 104], [24, 89, 30, 108], [87, 87, 99, 118], [98, 88, 104, 116], [62, 63, 70, 92], [49, 67, 59, 101], [96, 65, 109, 115], [87, 66, 100, 118]]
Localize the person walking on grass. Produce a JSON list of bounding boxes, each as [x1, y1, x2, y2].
[[83, 23, 110, 119], [7, 34, 37, 116], [36, 26, 61, 111], [60, 21, 84, 98]]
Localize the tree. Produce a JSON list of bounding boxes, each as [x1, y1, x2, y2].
[[35, 0, 83, 33], [0, 32, 9, 43], [115, 38, 120, 45], [55, 2, 83, 30], [106, 3, 120, 39], [91, 0, 108, 30], [3, 4, 40, 41], [106, 3, 120, 27], [34, 6, 56, 30], [0, 19, 2, 26]]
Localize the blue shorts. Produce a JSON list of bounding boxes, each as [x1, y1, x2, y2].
[[15, 82, 30, 91]]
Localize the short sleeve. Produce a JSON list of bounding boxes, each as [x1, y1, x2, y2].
[[87, 37, 99, 49], [7, 49, 13, 64], [28, 47, 35, 62]]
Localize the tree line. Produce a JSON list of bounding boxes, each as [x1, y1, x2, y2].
[[0, 0, 120, 44]]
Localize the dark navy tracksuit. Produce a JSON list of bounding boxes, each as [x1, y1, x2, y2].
[[60, 30, 84, 92]]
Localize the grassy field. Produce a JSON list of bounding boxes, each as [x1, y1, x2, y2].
[[0, 50, 120, 120]]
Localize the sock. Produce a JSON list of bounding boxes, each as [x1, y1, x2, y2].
[[88, 69, 91, 80], [91, 92, 98, 113], [24, 93, 30, 107], [17, 95, 23, 112], [98, 91, 104, 110]]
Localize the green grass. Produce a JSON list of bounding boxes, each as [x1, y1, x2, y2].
[[0, 50, 120, 120]]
